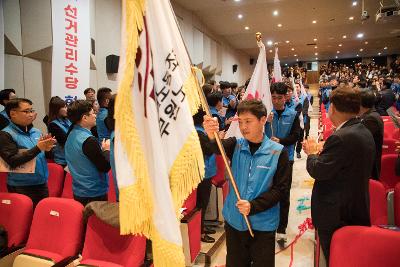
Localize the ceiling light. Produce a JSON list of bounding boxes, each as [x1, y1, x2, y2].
[[329, 37, 335, 40], [342, 35, 347, 39], [314, 38, 317, 41], [273, 10, 278, 16], [357, 33, 364, 38], [312, 20, 317, 24], [384, 46, 388, 50], [296, 59, 299, 61], [277, 24, 282, 27], [378, 52, 381, 55], [294, 54, 297, 56], [315, 52, 318, 55], [356, 54, 359, 57], [267, 40, 273, 46], [238, 14, 243, 19], [315, 46, 318, 49], [352, 1, 357, 6], [269, 50, 273, 53], [335, 56, 338, 59], [245, 26, 250, 30], [285, 40, 290, 43], [316, 57, 318, 60], [285, 63, 288, 66], [291, 48, 295, 51], [338, 44, 342, 47], [337, 51, 340, 53], [349, 16, 354, 20], [364, 41, 368, 44], [359, 48, 363, 51]]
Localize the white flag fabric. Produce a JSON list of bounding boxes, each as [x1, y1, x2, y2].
[[273, 47, 282, 83], [226, 40, 272, 138], [51, 0, 90, 104], [115, 0, 204, 266]]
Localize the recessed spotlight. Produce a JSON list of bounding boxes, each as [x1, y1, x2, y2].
[[277, 24, 282, 27], [338, 44, 342, 47], [349, 16, 354, 20], [359, 48, 363, 51], [285, 40, 290, 43], [316, 57, 318, 60], [294, 54, 297, 56], [364, 41, 368, 44], [269, 50, 273, 53], [291, 48, 295, 51], [245, 26, 250, 30], [384, 46, 388, 50], [238, 14, 243, 19], [337, 51, 340, 53], [314, 38, 318, 41], [285, 63, 288, 66], [378, 52, 381, 55], [296, 58, 299, 61], [267, 40, 273, 46], [273, 10, 278, 16], [356, 54, 359, 57], [312, 20, 317, 24], [357, 33, 364, 38], [335, 56, 338, 59], [315, 52, 318, 55], [352, 1, 357, 6], [342, 35, 347, 39], [315, 46, 318, 49]]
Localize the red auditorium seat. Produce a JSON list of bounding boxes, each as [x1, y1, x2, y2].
[[180, 189, 201, 266], [61, 172, 74, 199], [78, 215, 146, 267], [108, 171, 117, 203], [394, 183, 400, 227], [369, 180, 388, 225], [0, 193, 33, 248], [13, 198, 84, 266], [384, 121, 396, 139], [0, 172, 7, 192], [382, 139, 397, 155], [380, 154, 400, 189], [47, 163, 65, 197], [330, 226, 400, 267]]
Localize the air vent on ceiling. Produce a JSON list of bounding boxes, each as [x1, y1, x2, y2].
[[306, 43, 317, 46]]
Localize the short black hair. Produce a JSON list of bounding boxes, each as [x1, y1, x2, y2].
[[97, 87, 112, 105], [202, 84, 213, 97], [192, 107, 206, 126], [105, 94, 116, 131], [5, 98, 32, 117], [219, 81, 231, 90], [0, 89, 16, 106], [270, 82, 288, 95], [207, 92, 223, 107], [382, 79, 392, 90], [360, 89, 376, 109], [67, 100, 93, 124], [237, 99, 267, 119], [84, 88, 95, 95]]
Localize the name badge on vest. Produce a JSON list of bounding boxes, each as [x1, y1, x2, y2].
[[0, 149, 36, 173]]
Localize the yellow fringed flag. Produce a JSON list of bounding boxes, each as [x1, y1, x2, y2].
[[114, 0, 204, 266]]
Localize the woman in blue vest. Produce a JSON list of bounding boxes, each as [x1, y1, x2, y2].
[[96, 87, 112, 141], [265, 82, 301, 247], [206, 91, 225, 130], [193, 107, 217, 243], [65, 100, 111, 206], [47, 97, 71, 166], [0, 89, 16, 130], [0, 98, 56, 207], [203, 99, 290, 267]]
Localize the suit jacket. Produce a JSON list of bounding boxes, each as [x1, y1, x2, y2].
[[307, 118, 375, 231], [376, 89, 396, 116], [360, 109, 384, 180]]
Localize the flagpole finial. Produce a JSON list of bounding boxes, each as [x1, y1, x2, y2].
[[255, 32, 262, 42]]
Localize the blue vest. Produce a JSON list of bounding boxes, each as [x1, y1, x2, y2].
[[0, 110, 10, 122], [96, 108, 110, 141], [222, 95, 237, 119], [109, 131, 119, 201], [223, 136, 283, 231], [210, 106, 225, 129], [50, 118, 71, 165], [286, 98, 296, 110], [265, 108, 297, 161], [195, 125, 217, 179], [2, 123, 48, 186], [65, 125, 108, 197]]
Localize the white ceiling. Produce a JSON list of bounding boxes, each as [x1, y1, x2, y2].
[[173, 0, 400, 63]]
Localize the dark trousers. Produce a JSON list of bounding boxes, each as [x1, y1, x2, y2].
[[225, 223, 275, 267], [317, 228, 336, 266], [196, 178, 212, 234], [304, 116, 311, 138], [7, 183, 49, 208], [74, 194, 107, 207], [277, 160, 294, 234]]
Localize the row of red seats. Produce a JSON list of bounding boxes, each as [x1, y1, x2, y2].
[[0, 195, 146, 266]]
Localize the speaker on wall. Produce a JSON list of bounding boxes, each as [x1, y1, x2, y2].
[[250, 58, 255, 65], [106, 55, 120, 74], [232, 64, 238, 73]]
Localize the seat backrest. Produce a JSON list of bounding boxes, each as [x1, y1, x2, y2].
[[182, 189, 197, 214], [61, 172, 73, 199], [380, 154, 400, 189], [395, 183, 400, 227], [81, 215, 146, 266], [25, 198, 84, 258], [0, 193, 33, 247], [47, 163, 65, 197], [382, 139, 396, 155], [369, 180, 388, 225], [330, 226, 400, 267], [0, 172, 7, 192]]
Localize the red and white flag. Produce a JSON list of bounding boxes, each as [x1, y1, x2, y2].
[[273, 47, 282, 83]]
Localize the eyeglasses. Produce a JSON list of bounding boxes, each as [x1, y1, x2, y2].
[[16, 109, 36, 114]]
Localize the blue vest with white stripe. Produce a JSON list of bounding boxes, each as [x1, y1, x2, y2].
[[65, 125, 108, 197], [96, 108, 110, 141], [222, 136, 283, 231], [2, 123, 48, 186], [50, 118, 71, 165], [195, 125, 217, 179], [265, 108, 297, 161]]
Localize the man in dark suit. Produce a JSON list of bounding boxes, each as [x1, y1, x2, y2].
[[303, 87, 375, 264], [359, 89, 384, 180]]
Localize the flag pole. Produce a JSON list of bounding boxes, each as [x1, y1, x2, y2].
[[262, 33, 274, 138], [191, 68, 254, 238]]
